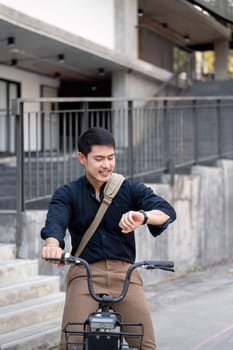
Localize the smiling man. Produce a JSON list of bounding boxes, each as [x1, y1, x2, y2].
[[41, 127, 176, 350]]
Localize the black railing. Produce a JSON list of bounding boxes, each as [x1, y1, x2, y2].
[[5, 96, 233, 211], [189, 0, 233, 24]]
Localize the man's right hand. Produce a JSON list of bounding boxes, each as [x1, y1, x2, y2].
[[41, 238, 64, 266]]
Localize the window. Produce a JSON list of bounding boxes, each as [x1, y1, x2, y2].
[[0, 79, 20, 153]]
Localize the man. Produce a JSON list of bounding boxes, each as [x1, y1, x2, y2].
[[41, 127, 176, 350]]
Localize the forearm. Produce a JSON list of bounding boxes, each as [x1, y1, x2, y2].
[[144, 210, 170, 226], [119, 209, 171, 233]]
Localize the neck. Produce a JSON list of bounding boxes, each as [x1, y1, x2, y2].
[[86, 175, 107, 200]]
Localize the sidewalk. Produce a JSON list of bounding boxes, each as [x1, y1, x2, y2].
[[146, 260, 233, 350]]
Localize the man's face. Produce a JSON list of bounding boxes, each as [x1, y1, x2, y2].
[[78, 145, 115, 185]]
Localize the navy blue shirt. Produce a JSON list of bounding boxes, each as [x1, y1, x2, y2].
[[41, 176, 176, 263]]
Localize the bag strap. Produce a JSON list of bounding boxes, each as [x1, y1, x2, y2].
[[74, 173, 125, 257]]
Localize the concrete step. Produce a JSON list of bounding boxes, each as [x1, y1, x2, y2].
[[0, 244, 64, 350], [0, 259, 38, 284], [0, 293, 65, 335], [0, 275, 60, 306], [0, 244, 16, 260], [0, 318, 61, 350]]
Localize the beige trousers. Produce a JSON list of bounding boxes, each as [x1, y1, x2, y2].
[[59, 259, 156, 350]]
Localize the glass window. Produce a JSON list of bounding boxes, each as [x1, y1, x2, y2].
[[0, 79, 20, 153]]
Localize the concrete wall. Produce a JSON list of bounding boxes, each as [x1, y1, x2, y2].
[[0, 0, 115, 49], [0, 159, 232, 289], [112, 70, 161, 100], [137, 159, 233, 285]]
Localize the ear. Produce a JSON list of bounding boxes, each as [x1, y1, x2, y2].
[[78, 152, 86, 165]]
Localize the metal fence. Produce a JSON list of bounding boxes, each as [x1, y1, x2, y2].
[[191, 0, 233, 24], [9, 96, 233, 211]]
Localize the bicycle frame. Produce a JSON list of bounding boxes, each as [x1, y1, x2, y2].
[[48, 253, 174, 350]]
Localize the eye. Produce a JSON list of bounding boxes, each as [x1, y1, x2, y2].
[[94, 157, 104, 162]]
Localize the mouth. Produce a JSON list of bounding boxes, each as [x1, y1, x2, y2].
[[99, 170, 112, 177]]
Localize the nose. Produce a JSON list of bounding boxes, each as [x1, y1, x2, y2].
[[102, 158, 110, 168]]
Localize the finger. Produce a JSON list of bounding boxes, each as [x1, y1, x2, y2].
[[41, 246, 63, 262], [124, 211, 135, 225], [121, 212, 135, 227]]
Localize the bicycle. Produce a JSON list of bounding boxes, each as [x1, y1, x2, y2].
[[47, 253, 174, 350]]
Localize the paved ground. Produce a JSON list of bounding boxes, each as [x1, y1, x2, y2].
[[146, 260, 233, 350]]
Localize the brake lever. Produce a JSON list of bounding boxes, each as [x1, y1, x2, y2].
[[144, 265, 175, 272], [159, 266, 175, 272], [45, 257, 62, 262]]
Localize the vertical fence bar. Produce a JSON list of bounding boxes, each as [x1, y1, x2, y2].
[[163, 99, 174, 182], [69, 112, 73, 181], [42, 111, 46, 196], [217, 99, 222, 159], [128, 100, 134, 179], [15, 100, 25, 258], [74, 111, 79, 177], [56, 111, 61, 188], [163, 99, 169, 169], [81, 102, 89, 132], [16, 101, 25, 213], [50, 111, 54, 193], [63, 112, 67, 184], [36, 112, 39, 198], [192, 99, 198, 164], [28, 113, 32, 200]]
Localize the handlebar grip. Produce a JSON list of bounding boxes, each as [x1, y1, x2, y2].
[[142, 260, 174, 269], [44, 252, 70, 264]]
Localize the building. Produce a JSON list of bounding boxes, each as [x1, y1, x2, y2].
[[1, 4, 233, 348], [0, 0, 232, 155]]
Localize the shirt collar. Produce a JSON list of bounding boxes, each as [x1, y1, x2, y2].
[[84, 175, 106, 197]]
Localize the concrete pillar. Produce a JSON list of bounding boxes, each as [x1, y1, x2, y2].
[[114, 0, 138, 58], [214, 40, 229, 80], [111, 70, 161, 148], [112, 70, 160, 99]]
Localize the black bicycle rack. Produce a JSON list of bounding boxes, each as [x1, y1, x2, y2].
[[64, 310, 143, 350]]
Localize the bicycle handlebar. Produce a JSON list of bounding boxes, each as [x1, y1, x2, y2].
[[46, 253, 175, 304]]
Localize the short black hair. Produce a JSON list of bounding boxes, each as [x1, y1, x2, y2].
[[78, 127, 115, 157]]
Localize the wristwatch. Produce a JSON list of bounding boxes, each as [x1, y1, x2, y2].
[[139, 210, 148, 225]]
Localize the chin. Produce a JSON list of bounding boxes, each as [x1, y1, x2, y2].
[[99, 172, 112, 181]]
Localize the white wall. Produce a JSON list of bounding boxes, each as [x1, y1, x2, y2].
[[0, 65, 59, 105], [0, 0, 115, 49], [0, 65, 59, 151]]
